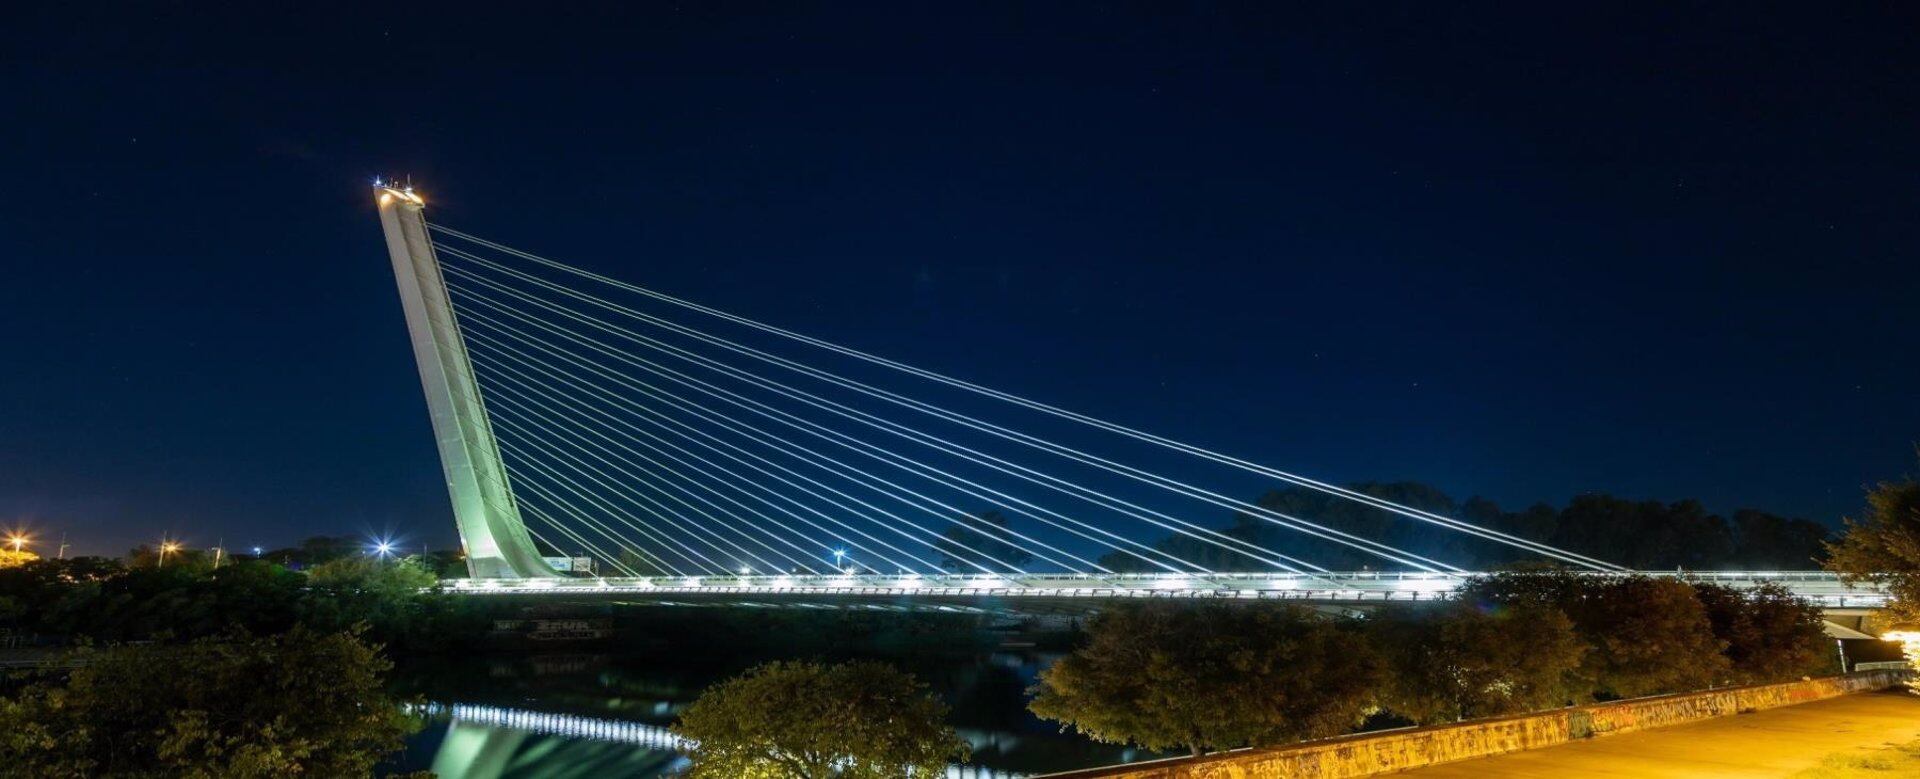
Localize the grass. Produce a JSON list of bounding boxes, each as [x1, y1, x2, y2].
[[1790, 739, 1920, 778]]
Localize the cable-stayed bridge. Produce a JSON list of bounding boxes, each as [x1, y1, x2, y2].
[[372, 186, 1883, 612]]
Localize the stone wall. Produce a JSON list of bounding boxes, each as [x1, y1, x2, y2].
[[1039, 670, 1912, 779]]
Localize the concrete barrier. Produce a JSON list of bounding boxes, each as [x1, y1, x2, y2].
[[1039, 669, 1913, 779]]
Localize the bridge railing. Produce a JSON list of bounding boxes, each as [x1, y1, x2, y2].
[[441, 571, 1886, 608]]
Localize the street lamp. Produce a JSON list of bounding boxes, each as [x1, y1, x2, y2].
[[373, 541, 395, 559], [6, 533, 27, 553], [158, 540, 181, 568]]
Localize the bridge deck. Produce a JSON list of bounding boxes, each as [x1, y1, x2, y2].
[[443, 571, 1885, 609]]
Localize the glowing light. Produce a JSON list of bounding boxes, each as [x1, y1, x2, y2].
[[156, 539, 182, 568], [372, 539, 396, 558], [1881, 630, 1920, 671], [5, 533, 27, 552]]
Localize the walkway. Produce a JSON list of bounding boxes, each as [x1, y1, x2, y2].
[[1399, 689, 1920, 778]]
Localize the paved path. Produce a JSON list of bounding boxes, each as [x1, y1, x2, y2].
[[1400, 689, 1920, 778]]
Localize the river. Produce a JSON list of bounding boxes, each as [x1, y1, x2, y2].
[[382, 611, 1161, 777]]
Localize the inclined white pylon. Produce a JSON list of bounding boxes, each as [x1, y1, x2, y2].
[[375, 186, 558, 578]]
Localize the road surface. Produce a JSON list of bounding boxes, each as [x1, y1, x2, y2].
[[1399, 688, 1920, 778]]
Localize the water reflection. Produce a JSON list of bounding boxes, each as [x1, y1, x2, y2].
[[426, 715, 682, 778], [391, 650, 1156, 777], [417, 703, 1023, 778]]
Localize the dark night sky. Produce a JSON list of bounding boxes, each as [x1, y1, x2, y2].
[[3, 4, 1916, 558]]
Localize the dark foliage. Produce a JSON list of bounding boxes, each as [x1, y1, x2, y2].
[[1367, 601, 1586, 723], [1460, 571, 1734, 698], [673, 660, 968, 778], [0, 556, 493, 655], [1029, 602, 1383, 755], [0, 627, 421, 777], [1824, 461, 1920, 625], [1692, 581, 1835, 682]]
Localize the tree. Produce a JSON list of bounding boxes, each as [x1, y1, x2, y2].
[[0, 626, 420, 777], [257, 536, 365, 569], [1028, 602, 1383, 756], [0, 548, 38, 569], [1729, 509, 1829, 569], [932, 511, 1033, 572], [299, 556, 485, 653], [1691, 581, 1833, 682], [1369, 601, 1586, 723], [306, 555, 439, 596], [126, 544, 213, 572], [1459, 571, 1732, 699], [1825, 464, 1920, 624], [672, 660, 967, 778], [1550, 496, 1735, 570]]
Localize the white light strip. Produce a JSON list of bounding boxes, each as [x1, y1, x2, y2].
[[441, 571, 1885, 609]]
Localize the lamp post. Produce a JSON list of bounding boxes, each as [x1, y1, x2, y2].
[[6, 533, 26, 553], [158, 541, 181, 568]]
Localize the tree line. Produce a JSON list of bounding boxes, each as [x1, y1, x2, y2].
[[1028, 570, 1835, 757], [649, 568, 1841, 775], [0, 553, 485, 656], [0, 555, 463, 777]]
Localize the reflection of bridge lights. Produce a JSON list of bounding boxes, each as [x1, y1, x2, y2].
[[417, 702, 1023, 777]]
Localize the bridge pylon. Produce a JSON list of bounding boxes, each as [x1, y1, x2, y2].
[[375, 186, 558, 578]]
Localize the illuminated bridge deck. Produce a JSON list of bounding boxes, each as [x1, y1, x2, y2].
[[444, 571, 1885, 610]]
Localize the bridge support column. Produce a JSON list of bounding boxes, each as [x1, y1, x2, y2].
[[375, 186, 557, 578]]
